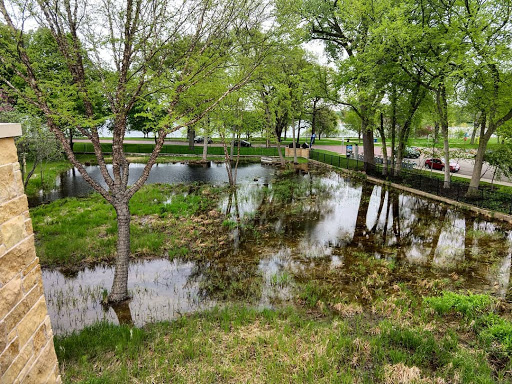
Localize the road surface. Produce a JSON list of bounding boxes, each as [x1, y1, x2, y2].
[[317, 143, 512, 187]]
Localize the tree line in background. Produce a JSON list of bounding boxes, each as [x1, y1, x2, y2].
[[1, 0, 512, 302], [286, 0, 512, 195]]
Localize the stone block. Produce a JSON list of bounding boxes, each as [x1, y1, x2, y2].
[[0, 165, 16, 203], [0, 339, 31, 383], [46, 367, 62, 384], [13, 170, 23, 196], [43, 317, 53, 338], [33, 323, 47, 353], [0, 277, 22, 320], [22, 258, 39, 278], [17, 297, 47, 346], [4, 283, 43, 332], [0, 245, 5, 259], [0, 196, 28, 226], [24, 219, 33, 236], [0, 322, 5, 353], [0, 237, 37, 285], [0, 139, 17, 166], [7, 329, 16, 346], [21, 264, 41, 294], [0, 338, 19, 376], [23, 341, 57, 384], [0, 215, 27, 251], [0, 125, 22, 140]]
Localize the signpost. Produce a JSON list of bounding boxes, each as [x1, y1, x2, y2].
[[346, 144, 353, 158]]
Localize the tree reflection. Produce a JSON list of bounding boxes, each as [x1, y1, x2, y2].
[[110, 300, 134, 326]]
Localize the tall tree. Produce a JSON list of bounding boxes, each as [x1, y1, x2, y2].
[[0, 0, 271, 302], [391, 0, 466, 188], [295, 0, 389, 171], [255, 45, 313, 165], [459, 0, 512, 196]]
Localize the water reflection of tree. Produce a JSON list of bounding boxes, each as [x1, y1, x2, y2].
[[109, 300, 134, 326], [194, 171, 338, 303], [248, 171, 335, 236], [188, 256, 263, 303]]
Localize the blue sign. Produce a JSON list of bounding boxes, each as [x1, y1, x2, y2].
[[346, 144, 353, 157]]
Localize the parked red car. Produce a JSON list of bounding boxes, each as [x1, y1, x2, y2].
[[424, 158, 460, 172]]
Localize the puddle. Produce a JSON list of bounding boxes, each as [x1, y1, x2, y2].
[[43, 259, 214, 335], [42, 168, 512, 335]]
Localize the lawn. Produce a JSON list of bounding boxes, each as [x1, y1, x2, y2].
[[56, 290, 512, 383]]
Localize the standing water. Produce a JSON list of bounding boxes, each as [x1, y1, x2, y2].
[[41, 166, 512, 335]]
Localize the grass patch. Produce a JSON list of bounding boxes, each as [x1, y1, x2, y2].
[[31, 183, 227, 268], [55, 303, 508, 383], [424, 291, 494, 317]]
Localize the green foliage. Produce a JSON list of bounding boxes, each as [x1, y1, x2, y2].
[[379, 324, 454, 368], [477, 314, 512, 354], [485, 144, 512, 181], [424, 292, 494, 317], [161, 193, 208, 217], [315, 106, 339, 138], [298, 281, 324, 308]]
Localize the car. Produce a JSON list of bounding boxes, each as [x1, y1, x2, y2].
[[403, 146, 420, 158], [194, 136, 213, 144], [232, 139, 251, 147], [424, 158, 460, 172]]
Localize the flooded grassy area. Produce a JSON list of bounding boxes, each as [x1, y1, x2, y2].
[[32, 183, 230, 268], [33, 165, 512, 382]]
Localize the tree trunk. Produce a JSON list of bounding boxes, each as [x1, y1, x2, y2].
[[470, 112, 480, 145], [276, 138, 285, 166], [297, 119, 302, 144], [202, 135, 208, 162], [436, 85, 451, 189], [188, 127, 195, 150], [108, 201, 131, 303], [395, 143, 403, 176], [291, 118, 297, 164], [467, 114, 489, 197], [221, 137, 235, 187], [379, 112, 388, 176], [390, 89, 397, 173], [442, 131, 451, 189], [69, 128, 74, 152], [361, 116, 375, 172]]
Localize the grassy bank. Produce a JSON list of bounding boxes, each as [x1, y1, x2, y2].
[[56, 289, 512, 383], [31, 183, 229, 269]]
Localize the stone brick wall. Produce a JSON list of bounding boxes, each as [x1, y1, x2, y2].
[[0, 124, 61, 383]]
